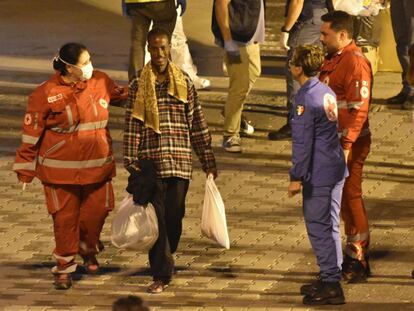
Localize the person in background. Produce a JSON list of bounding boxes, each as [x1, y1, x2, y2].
[[13, 42, 127, 290], [142, 1, 211, 90], [387, 0, 414, 109], [319, 10, 373, 283], [268, 0, 334, 141], [212, 0, 264, 152], [123, 0, 181, 81], [123, 28, 217, 293], [288, 44, 346, 306]]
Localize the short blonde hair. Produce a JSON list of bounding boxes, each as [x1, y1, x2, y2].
[[291, 45, 324, 77]]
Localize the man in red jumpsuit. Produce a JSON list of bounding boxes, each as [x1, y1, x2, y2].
[[319, 10, 372, 283]]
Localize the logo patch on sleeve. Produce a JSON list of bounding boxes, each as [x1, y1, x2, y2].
[[99, 99, 108, 109], [47, 93, 63, 103], [296, 105, 305, 116], [323, 93, 338, 121], [24, 113, 32, 125], [360, 86, 369, 99]]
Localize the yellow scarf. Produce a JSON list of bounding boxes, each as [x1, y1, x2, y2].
[[132, 62, 188, 134]]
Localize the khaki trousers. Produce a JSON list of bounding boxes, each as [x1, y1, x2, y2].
[[223, 43, 261, 137]]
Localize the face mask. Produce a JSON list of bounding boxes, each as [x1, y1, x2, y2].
[[79, 62, 93, 81]]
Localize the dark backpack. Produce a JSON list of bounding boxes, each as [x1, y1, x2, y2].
[[211, 0, 262, 46]]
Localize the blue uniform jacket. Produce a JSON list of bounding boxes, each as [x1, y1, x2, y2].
[[290, 77, 346, 187]]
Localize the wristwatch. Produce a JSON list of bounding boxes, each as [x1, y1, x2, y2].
[[281, 26, 290, 33]]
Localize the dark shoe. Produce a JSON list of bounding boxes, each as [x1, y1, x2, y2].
[[411, 269, 414, 279], [402, 96, 414, 110], [303, 281, 345, 305], [387, 91, 408, 105], [223, 135, 242, 153], [80, 254, 99, 274], [147, 280, 169, 294], [342, 255, 369, 283], [300, 280, 321, 296], [53, 273, 72, 290], [268, 124, 291, 140]]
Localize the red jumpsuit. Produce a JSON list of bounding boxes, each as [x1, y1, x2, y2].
[[13, 70, 127, 274], [319, 41, 372, 263]]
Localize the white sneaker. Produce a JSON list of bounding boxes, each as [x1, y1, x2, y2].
[[240, 116, 254, 135], [193, 77, 211, 90], [222, 135, 242, 153]]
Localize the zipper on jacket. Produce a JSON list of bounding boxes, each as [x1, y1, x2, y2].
[[41, 140, 66, 163], [89, 95, 98, 117]]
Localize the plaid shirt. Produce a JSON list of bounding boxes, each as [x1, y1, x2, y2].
[[123, 71, 216, 180]]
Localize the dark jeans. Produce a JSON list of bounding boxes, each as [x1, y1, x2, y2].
[[285, 8, 327, 121], [149, 177, 189, 283], [127, 0, 177, 80], [391, 0, 414, 96]]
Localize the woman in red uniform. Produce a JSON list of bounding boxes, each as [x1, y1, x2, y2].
[[13, 43, 127, 289]]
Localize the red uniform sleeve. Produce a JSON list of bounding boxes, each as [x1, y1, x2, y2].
[[107, 77, 128, 107], [341, 55, 372, 150], [13, 91, 49, 182]]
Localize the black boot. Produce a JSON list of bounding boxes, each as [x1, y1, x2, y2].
[[411, 269, 414, 279], [342, 255, 370, 283], [386, 91, 408, 105], [300, 280, 321, 296], [268, 123, 291, 140], [303, 281, 345, 305]]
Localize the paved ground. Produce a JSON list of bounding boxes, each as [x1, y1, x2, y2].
[[0, 1, 414, 310]]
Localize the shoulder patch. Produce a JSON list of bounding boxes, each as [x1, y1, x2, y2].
[[360, 86, 370, 99], [99, 99, 108, 109], [323, 93, 338, 121], [47, 93, 63, 103], [24, 113, 32, 126]]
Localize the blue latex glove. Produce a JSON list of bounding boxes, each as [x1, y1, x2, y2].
[[176, 0, 187, 16], [224, 40, 241, 64]]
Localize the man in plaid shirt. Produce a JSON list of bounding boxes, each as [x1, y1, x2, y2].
[[123, 28, 217, 294]]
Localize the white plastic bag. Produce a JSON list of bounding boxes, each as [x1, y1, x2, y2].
[[111, 195, 158, 251], [334, 0, 383, 16], [201, 175, 230, 249]]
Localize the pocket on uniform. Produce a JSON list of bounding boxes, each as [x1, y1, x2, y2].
[[48, 96, 79, 130], [291, 122, 305, 144]]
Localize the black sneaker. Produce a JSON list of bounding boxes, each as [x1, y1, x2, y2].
[[402, 96, 414, 110], [342, 255, 369, 283], [268, 124, 291, 140], [303, 281, 345, 305], [387, 91, 408, 105], [411, 269, 414, 279]]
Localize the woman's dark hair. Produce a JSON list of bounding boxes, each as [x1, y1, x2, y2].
[[53, 42, 87, 75]]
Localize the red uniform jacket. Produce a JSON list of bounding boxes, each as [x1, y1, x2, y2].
[[13, 70, 127, 185], [319, 41, 372, 150]]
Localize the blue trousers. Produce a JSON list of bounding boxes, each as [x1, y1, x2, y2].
[[303, 177, 345, 282]]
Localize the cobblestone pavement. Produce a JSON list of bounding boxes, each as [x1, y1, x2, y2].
[[1, 0, 414, 310]]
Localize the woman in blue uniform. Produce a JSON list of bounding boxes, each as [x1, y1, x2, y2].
[[287, 45, 347, 305]]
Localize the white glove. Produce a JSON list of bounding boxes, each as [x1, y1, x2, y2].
[[279, 32, 290, 50]]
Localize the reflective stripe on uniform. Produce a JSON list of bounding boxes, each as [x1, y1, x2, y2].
[[105, 181, 110, 209], [38, 156, 113, 169], [346, 232, 369, 243], [338, 128, 370, 139], [22, 134, 39, 145], [12, 161, 36, 171], [50, 120, 108, 133], [337, 100, 364, 110], [51, 186, 60, 211], [65, 105, 73, 127]]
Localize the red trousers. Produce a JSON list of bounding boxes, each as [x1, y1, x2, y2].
[[43, 180, 114, 274], [341, 134, 371, 261]]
